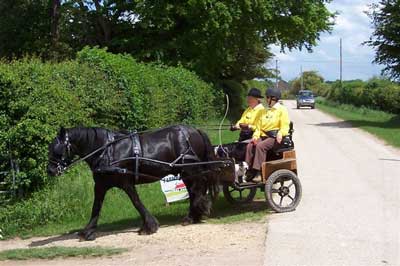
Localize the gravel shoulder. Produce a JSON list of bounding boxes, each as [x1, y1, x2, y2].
[[1, 220, 266, 266]]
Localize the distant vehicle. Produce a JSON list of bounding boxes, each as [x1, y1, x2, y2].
[[296, 90, 315, 109]]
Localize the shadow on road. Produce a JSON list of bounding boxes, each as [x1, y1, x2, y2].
[[28, 198, 269, 247], [291, 108, 314, 110], [310, 116, 400, 129], [379, 158, 400, 162], [309, 121, 354, 128]]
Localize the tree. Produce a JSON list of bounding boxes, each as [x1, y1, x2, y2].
[[129, 1, 334, 83], [0, 0, 50, 58], [366, 0, 400, 81], [0, 0, 334, 84], [290, 71, 327, 95], [51, 0, 61, 46]]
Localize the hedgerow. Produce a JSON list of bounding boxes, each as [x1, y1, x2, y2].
[[0, 47, 221, 195], [328, 78, 400, 114]]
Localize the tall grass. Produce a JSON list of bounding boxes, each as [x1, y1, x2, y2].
[[317, 98, 400, 148], [0, 246, 127, 260]]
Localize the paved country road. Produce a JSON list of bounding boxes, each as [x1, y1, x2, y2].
[[264, 100, 400, 266]]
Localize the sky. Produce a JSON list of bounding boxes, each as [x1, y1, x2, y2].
[[268, 0, 383, 82]]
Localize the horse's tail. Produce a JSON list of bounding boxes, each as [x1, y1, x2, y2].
[[197, 129, 220, 202]]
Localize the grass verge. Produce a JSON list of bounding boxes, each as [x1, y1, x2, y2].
[[317, 98, 400, 148], [0, 246, 127, 261]]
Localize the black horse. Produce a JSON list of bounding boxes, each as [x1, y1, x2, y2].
[[47, 125, 233, 241]]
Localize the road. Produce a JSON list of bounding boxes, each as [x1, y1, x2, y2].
[[264, 100, 400, 266]]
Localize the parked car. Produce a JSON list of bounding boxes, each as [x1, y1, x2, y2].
[[296, 90, 315, 109]]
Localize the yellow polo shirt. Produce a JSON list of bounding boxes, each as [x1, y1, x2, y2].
[[235, 103, 265, 131], [253, 102, 290, 139]]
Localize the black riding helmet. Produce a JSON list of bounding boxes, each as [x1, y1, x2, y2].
[[265, 87, 281, 100]]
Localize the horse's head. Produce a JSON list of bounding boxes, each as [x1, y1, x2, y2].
[[214, 145, 231, 158], [47, 127, 74, 176], [214, 142, 247, 161]]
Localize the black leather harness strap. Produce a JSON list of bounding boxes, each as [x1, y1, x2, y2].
[[178, 125, 201, 163], [130, 131, 142, 183]]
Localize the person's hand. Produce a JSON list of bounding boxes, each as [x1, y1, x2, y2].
[[250, 137, 259, 145], [276, 132, 282, 144], [239, 123, 249, 129], [230, 125, 239, 131]]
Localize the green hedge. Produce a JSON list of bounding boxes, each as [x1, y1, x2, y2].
[[0, 48, 221, 195], [328, 78, 400, 114]]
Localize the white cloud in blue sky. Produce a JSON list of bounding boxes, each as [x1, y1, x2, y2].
[[268, 0, 383, 82]]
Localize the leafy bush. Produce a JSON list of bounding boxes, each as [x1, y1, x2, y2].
[[328, 78, 400, 114], [77, 47, 221, 129], [0, 48, 221, 195]]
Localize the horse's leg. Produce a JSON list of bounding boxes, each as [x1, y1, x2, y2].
[[79, 180, 108, 241], [122, 185, 159, 235], [182, 178, 195, 225], [182, 176, 210, 225]]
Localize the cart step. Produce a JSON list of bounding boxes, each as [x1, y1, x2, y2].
[[236, 181, 263, 188], [265, 158, 296, 165]]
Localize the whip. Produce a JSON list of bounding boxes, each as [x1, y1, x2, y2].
[[218, 94, 230, 156]]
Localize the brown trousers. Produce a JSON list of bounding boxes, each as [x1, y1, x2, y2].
[[245, 138, 276, 170]]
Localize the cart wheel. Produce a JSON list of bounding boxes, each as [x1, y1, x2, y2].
[[223, 184, 257, 204], [265, 169, 302, 212]]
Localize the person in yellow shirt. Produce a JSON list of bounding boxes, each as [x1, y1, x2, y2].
[[245, 87, 290, 182], [231, 88, 265, 141]]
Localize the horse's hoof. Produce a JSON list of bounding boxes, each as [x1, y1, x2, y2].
[[139, 219, 159, 235], [78, 231, 96, 241], [85, 233, 96, 241], [182, 216, 193, 226], [138, 227, 158, 235]]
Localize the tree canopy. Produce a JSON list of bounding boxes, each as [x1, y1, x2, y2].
[[0, 0, 334, 83], [366, 0, 400, 81], [290, 70, 329, 96]]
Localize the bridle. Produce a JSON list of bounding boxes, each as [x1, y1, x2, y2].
[[49, 132, 73, 175]]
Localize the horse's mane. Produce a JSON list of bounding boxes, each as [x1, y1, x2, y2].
[[68, 127, 111, 148]]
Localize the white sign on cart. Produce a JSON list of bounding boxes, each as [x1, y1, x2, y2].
[[160, 174, 189, 203]]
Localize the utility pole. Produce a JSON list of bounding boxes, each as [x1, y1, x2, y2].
[[340, 38, 343, 88], [275, 59, 279, 88], [300, 65, 304, 90]]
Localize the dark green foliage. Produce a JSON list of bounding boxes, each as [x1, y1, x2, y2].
[[0, 48, 220, 195], [327, 78, 400, 114], [243, 79, 273, 92], [0, 1, 334, 84], [290, 71, 330, 96], [0, 0, 51, 59], [366, 0, 400, 80], [220, 80, 247, 121]]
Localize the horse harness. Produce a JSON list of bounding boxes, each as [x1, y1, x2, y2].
[[55, 127, 230, 181]]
